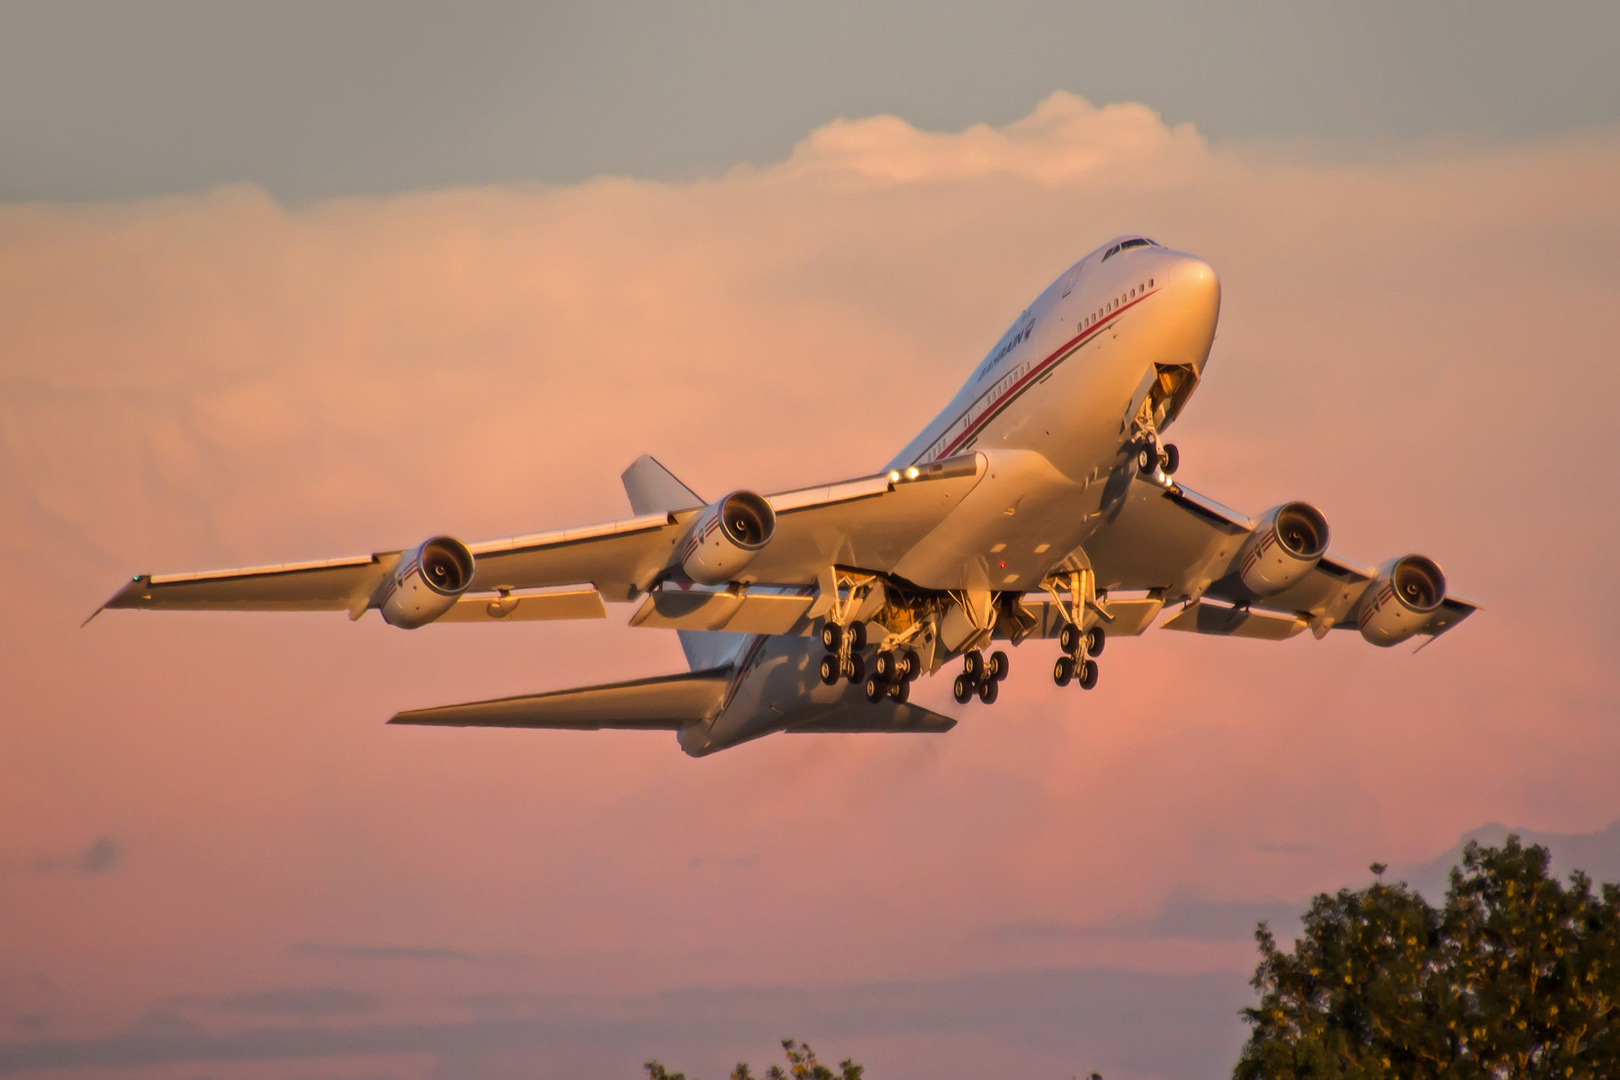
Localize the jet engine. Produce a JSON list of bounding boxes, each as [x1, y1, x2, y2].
[[380, 536, 475, 628], [680, 491, 776, 585], [1356, 555, 1445, 647], [1236, 502, 1329, 595]]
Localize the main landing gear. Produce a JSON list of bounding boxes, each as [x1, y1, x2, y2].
[[1052, 624, 1102, 690], [823, 619, 921, 704], [818, 619, 868, 686], [952, 649, 1009, 705], [862, 644, 921, 704]]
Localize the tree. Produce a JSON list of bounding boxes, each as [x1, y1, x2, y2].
[[645, 1038, 863, 1080], [1236, 836, 1620, 1079]]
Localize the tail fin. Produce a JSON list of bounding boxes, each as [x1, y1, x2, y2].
[[620, 455, 747, 672], [621, 455, 704, 516]]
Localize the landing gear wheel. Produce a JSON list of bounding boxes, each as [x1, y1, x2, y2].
[[953, 674, 976, 704], [1086, 626, 1106, 656], [962, 650, 984, 681], [900, 649, 921, 681], [1137, 443, 1158, 475], [988, 650, 1010, 682], [874, 650, 896, 680], [864, 676, 886, 704], [819, 655, 840, 686], [844, 654, 866, 684], [1059, 624, 1081, 655], [888, 678, 910, 704], [821, 623, 843, 652], [847, 621, 867, 650], [1161, 443, 1179, 475], [977, 678, 999, 705], [1078, 659, 1099, 690], [1053, 655, 1075, 687]]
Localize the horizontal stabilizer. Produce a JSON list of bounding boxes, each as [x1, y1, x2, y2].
[[787, 700, 956, 734], [389, 667, 731, 730]]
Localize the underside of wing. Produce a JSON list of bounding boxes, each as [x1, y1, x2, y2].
[[96, 454, 986, 626], [786, 699, 956, 734], [96, 554, 396, 618], [1082, 475, 1475, 645], [387, 667, 731, 730]]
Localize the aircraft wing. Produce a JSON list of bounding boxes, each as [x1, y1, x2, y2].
[[1083, 475, 1478, 641], [95, 454, 986, 621]]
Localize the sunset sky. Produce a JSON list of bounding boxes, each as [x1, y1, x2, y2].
[[3, 5, 1619, 1079]]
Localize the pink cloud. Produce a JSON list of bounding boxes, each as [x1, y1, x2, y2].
[[1, 94, 1618, 1075]]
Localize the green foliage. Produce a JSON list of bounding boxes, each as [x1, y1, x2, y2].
[[645, 1038, 863, 1080], [1236, 836, 1620, 1079]]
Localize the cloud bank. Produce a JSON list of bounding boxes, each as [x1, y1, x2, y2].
[[1, 93, 1618, 1079]]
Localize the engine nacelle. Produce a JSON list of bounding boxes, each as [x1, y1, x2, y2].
[[679, 491, 776, 585], [380, 536, 475, 628], [1357, 555, 1446, 647], [1236, 502, 1329, 596]]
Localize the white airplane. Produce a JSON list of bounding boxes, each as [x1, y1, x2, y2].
[[95, 236, 1476, 755]]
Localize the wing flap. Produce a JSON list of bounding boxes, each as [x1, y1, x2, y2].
[[436, 586, 607, 623], [388, 668, 731, 730], [1162, 600, 1306, 640], [628, 587, 815, 635]]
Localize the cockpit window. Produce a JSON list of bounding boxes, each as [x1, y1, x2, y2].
[[1102, 237, 1157, 262]]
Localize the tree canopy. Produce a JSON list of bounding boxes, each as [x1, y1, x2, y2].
[[1237, 836, 1620, 1079], [645, 1038, 863, 1080]]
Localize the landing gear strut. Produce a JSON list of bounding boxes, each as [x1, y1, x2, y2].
[[1045, 569, 1109, 692]]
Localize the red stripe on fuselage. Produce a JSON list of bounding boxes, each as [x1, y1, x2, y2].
[[926, 288, 1158, 463]]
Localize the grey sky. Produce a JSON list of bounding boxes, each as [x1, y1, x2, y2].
[[3, 0, 1617, 203]]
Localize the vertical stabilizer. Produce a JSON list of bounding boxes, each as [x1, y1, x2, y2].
[[621, 455, 704, 517], [621, 455, 743, 671]]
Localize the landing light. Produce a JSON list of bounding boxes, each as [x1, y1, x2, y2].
[[889, 470, 901, 483], [905, 466, 920, 480]]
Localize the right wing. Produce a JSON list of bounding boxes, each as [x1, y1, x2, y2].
[[1082, 475, 1478, 640], [95, 454, 986, 621]]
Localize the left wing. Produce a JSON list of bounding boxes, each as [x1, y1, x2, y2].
[[1082, 475, 1477, 644], [95, 455, 986, 622]]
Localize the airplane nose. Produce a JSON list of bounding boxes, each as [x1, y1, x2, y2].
[[1160, 254, 1220, 375]]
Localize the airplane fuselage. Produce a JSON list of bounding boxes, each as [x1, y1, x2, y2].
[[686, 238, 1220, 754]]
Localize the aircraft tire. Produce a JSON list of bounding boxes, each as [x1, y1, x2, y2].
[[901, 649, 921, 681], [821, 623, 842, 652], [1161, 443, 1179, 475], [1053, 655, 1074, 686], [953, 674, 975, 704], [889, 678, 910, 704], [1137, 444, 1157, 474], [988, 650, 1009, 681], [864, 676, 886, 704], [819, 656, 840, 685], [848, 620, 867, 650], [977, 678, 999, 705], [874, 650, 896, 680], [1086, 626, 1106, 656], [846, 653, 866, 684], [1059, 624, 1081, 654], [1078, 659, 1099, 690], [962, 650, 984, 681]]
